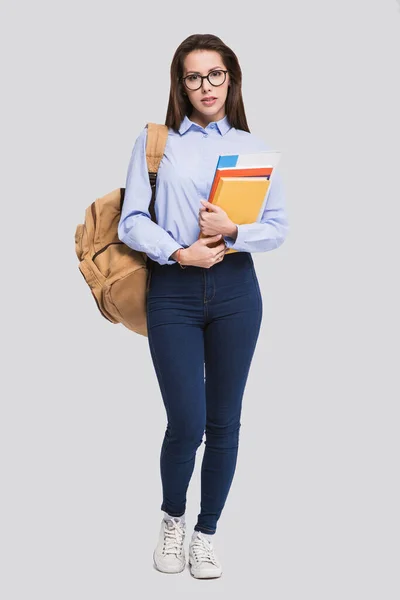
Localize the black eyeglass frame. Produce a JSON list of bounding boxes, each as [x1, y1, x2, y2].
[[180, 69, 229, 91]]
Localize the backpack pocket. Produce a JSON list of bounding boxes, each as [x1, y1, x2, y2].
[[78, 259, 117, 324], [103, 266, 149, 336]]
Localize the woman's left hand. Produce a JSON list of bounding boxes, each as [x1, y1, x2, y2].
[[198, 200, 235, 237]]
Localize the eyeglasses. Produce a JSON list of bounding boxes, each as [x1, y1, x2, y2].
[[181, 69, 229, 91]]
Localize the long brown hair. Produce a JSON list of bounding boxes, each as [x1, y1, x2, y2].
[[165, 34, 250, 133]]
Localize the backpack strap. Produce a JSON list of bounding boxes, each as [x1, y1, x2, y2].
[[146, 123, 168, 172], [145, 123, 168, 224]]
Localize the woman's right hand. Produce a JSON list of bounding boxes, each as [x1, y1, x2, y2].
[[181, 234, 227, 268]]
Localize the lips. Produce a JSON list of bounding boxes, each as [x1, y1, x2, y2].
[[202, 97, 217, 102]]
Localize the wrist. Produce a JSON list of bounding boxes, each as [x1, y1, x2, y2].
[[171, 247, 188, 268], [170, 248, 182, 262], [226, 222, 238, 240], [178, 247, 189, 266]]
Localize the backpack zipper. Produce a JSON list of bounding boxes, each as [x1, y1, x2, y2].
[[92, 241, 123, 261]]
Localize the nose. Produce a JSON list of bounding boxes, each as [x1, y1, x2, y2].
[[201, 76, 212, 93]]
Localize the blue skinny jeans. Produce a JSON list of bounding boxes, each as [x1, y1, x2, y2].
[[146, 251, 262, 534]]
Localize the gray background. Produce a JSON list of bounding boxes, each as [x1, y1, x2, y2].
[[1, 0, 399, 598]]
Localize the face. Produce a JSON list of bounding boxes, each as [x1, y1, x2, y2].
[[182, 50, 230, 128]]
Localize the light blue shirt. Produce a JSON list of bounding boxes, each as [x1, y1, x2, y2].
[[118, 114, 289, 265]]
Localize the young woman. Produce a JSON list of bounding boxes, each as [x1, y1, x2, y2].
[[118, 33, 288, 579]]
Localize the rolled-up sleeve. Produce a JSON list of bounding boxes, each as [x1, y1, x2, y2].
[[223, 167, 289, 253], [118, 126, 183, 265]]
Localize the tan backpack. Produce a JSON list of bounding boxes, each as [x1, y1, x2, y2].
[[74, 123, 169, 336]]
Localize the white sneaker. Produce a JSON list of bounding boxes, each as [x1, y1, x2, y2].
[[188, 531, 222, 579], [153, 517, 186, 573]]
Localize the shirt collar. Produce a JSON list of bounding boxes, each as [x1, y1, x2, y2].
[[178, 114, 231, 136]]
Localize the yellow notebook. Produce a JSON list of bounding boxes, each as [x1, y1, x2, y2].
[[201, 176, 271, 254]]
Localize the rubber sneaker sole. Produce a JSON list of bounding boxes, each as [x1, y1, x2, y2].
[[153, 550, 186, 574], [188, 557, 222, 579]]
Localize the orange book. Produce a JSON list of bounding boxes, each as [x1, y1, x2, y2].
[[209, 167, 272, 203]]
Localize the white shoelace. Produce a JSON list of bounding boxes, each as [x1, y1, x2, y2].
[[191, 533, 219, 566], [163, 518, 185, 556]]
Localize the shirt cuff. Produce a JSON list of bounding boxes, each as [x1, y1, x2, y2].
[[223, 224, 241, 250], [125, 232, 183, 266], [161, 240, 184, 265]]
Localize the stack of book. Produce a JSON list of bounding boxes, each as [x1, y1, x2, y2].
[[199, 151, 281, 254]]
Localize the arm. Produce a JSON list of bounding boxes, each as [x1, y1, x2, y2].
[[223, 168, 289, 253], [117, 127, 183, 265]]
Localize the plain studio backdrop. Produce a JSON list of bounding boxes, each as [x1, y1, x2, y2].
[[1, 0, 399, 598]]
